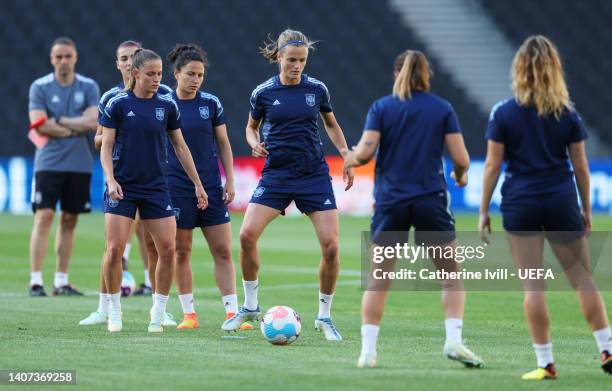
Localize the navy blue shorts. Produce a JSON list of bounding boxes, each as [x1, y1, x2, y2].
[[371, 192, 456, 246], [249, 178, 337, 214], [103, 191, 175, 220], [172, 186, 230, 229], [501, 193, 584, 241]]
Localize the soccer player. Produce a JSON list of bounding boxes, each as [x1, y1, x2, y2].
[[99, 48, 207, 332], [165, 43, 242, 329], [93, 43, 173, 299], [479, 35, 612, 379], [80, 41, 176, 327], [345, 50, 484, 368], [28, 37, 100, 297], [221, 29, 354, 340]]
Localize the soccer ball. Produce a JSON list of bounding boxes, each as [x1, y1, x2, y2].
[[260, 306, 301, 345], [120, 271, 136, 297]]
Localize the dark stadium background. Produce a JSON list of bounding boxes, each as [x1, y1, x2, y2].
[[2, 0, 609, 159]]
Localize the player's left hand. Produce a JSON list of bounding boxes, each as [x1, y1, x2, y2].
[[451, 171, 468, 187], [478, 212, 491, 244], [581, 208, 592, 237], [195, 185, 208, 210], [223, 181, 235, 205], [343, 164, 354, 191]]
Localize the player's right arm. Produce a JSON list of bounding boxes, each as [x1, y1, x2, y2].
[[246, 114, 268, 157], [479, 140, 504, 243], [95, 88, 119, 150], [99, 96, 123, 200], [445, 133, 470, 187], [345, 131, 380, 167], [100, 126, 122, 200], [94, 125, 103, 151]]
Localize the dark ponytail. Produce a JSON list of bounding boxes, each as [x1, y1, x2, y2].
[[166, 43, 208, 72]]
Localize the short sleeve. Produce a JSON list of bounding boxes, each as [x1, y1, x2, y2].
[[28, 82, 46, 112], [249, 90, 265, 120], [159, 84, 173, 95], [212, 99, 226, 127], [568, 110, 588, 143], [98, 97, 105, 116], [85, 81, 100, 108], [444, 105, 462, 134], [363, 100, 383, 132], [99, 99, 120, 129], [319, 83, 332, 113], [98, 92, 112, 117], [485, 101, 505, 143], [167, 100, 182, 131]]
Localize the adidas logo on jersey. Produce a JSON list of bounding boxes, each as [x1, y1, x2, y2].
[[166, 205, 172, 211], [51, 95, 60, 103], [127, 111, 136, 117], [324, 199, 332, 205], [273, 99, 281, 106]]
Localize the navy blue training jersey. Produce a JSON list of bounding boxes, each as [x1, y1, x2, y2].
[[250, 74, 332, 184], [364, 91, 461, 209], [486, 98, 587, 198], [99, 90, 181, 198], [166, 90, 226, 196], [98, 83, 172, 119]]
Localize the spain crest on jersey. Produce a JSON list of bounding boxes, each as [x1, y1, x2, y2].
[[305, 94, 315, 107], [74, 91, 84, 105], [199, 106, 209, 119], [155, 108, 165, 121]]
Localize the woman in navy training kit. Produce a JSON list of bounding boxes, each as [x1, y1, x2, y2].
[[100, 48, 206, 333], [346, 50, 484, 368], [222, 29, 354, 341], [88, 43, 177, 327], [165, 44, 242, 329], [479, 35, 612, 380]]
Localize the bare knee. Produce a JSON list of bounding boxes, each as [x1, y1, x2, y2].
[[239, 227, 259, 250], [156, 240, 176, 263], [211, 243, 232, 265], [175, 244, 192, 266], [60, 212, 78, 231], [564, 267, 595, 291], [34, 209, 54, 230], [105, 242, 124, 266], [320, 238, 339, 264]]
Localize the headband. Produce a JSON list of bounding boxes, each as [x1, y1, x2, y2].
[[278, 40, 306, 51]]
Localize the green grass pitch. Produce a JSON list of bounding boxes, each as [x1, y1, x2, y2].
[[1, 212, 611, 390]]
